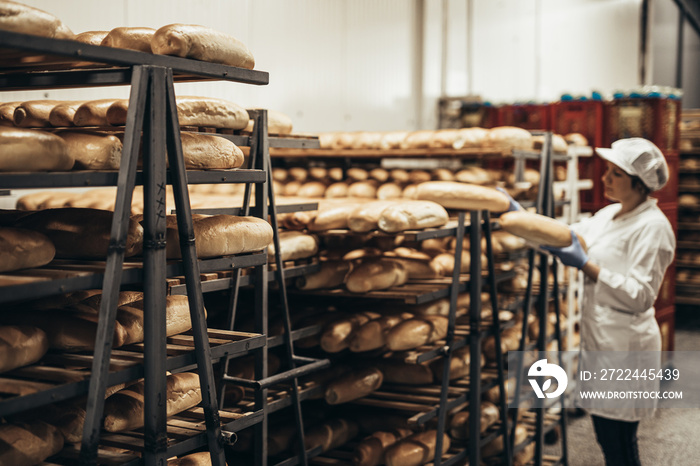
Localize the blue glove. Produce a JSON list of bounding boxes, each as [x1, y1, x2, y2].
[[541, 231, 589, 269], [496, 187, 523, 213]]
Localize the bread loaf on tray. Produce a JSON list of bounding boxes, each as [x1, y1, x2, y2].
[[0, 420, 64, 466], [0, 127, 73, 171], [101, 27, 155, 53], [384, 430, 450, 466], [0, 325, 48, 373], [0, 227, 55, 272], [0, 1, 73, 39], [345, 259, 408, 293], [378, 200, 449, 233], [413, 181, 510, 212], [13, 100, 62, 127], [352, 428, 413, 466]]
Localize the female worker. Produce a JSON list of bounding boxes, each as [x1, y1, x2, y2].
[[543, 138, 676, 466]]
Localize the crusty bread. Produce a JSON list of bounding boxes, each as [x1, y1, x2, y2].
[[352, 428, 413, 466], [565, 132, 588, 146], [167, 451, 222, 466], [13, 100, 63, 127], [0, 227, 55, 272], [374, 360, 433, 385], [484, 126, 533, 151], [151, 24, 255, 69], [347, 181, 377, 198], [400, 130, 434, 149], [74, 30, 109, 45], [413, 181, 510, 212], [429, 346, 483, 380], [325, 367, 383, 404], [449, 401, 499, 439], [384, 430, 450, 466], [499, 211, 582, 249], [307, 201, 357, 231], [320, 312, 380, 353], [15, 208, 143, 258], [482, 424, 527, 458], [376, 183, 403, 200], [0, 326, 48, 373], [165, 215, 273, 259], [180, 132, 244, 169], [0, 420, 64, 466], [345, 259, 408, 293], [296, 260, 351, 290], [379, 131, 409, 150], [0, 1, 73, 39], [104, 372, 202, 432], [378, 200, 449, 233], [385, 315, 448, 351], [304, 418, 359, 453], [101, 27, 155, 53], [369, 168, 390, 183], [348, 200, 399, 232], [454, 127, 489, 149], [0, 127, 73, 171], [267, 230, 318, 262], [56, 130, 122, 170], [295, 181, 326, 197], [0, 101, 21, 126], [48, 101, 83, 127], [324, 182, 349, 198], [73, 99, 120, 127], [348, 312, 412, 352]]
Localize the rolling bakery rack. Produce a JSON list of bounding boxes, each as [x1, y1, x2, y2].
[[0, 29, 324, 466]]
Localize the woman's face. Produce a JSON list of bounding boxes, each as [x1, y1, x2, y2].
[[602, 161, 634, 202]]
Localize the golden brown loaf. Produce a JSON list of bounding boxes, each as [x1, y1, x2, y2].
[[376, 183, 403, 200], [48, 101, 83, 127], [320, 312, 380, 353], [449, 401, 499, 439], [499, 211, 576, 248], [296, 260, 351, 290], [73, 99, 120, 126], [103, 372, 202, 432], [348, 200, 400, 232], [180, 132, 244, 169], [74, 30, 109, 45], [352, 428, 413, 466], [0, 420, 64, 466], [384, 430, 450, 466], [304, 418, 359, 453], [324, 367, 383, 404], [267, 230, 318, 262], [385, 315, 448, 351], [56, 130, 123, 170], [0, 1, 73, 39], [0, 227, 55, 272], [0, 101, 21, 126], [13, 100, 63, 127], [0, 326, 48, 373], [0, 126, 73, 171], [484, 126, 533, 151], [413, 181, 510, 212], [374, 360, 434, 385], [348, 312, 412, 352], [151, 24, 255, 69], [378, 200, 449, 233], [345, 259, 408, 293], [165, 215, 273, 259], [101, 27, 156, 53]]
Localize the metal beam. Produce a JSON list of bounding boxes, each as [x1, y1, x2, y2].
[[674, 0, 700, 37]]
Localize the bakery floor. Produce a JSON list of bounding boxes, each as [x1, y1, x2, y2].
[[545, 307, 700, 466]]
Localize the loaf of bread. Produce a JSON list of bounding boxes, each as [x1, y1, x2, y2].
[[454, 166, 492, 185], [345, 259, 408, 293], [385, 315, 448, 351], [482, 325, 522, 361], [0, 326, 48, 373], [0, 1, 73, 39], [0, 101, 20, 126], [295, 181, 326, 197], [101, 27, 155, 53], [296, 260, 351, 290], [369, 168, 390, 183], [432, 168, 455, 181], [56, 130, 122, 170], [0, 420, 64, 466], [48, 101, 83, 127], [454, 127, 489, 148], [348, 181, 378, 198], [0, 227, 55, 272], [104, 372, 202, 432], [374, 360, 434, 385], [244, 109, 293, 134], [13, 100, 62, 127], [499, 211, 583, 248], [348, 312, 412, 352], [307, 201, 358, 231], [0, 126, 73, 171], [429, 346, 479, 380], [324, 182, 349, 198], [325, 367, 383, 404], [320, 311, 380, 353], [167, 451, 224, 466], [484, 126, 533, 151], [305, 418, 359, 453], [384, 430, 450, 466], [267, 230, 318, 262], [400, 130, 433, 149], [378, 200, 449, 233], [565, 132, 588, 146], [151, 24, 255, 69], [376, 183, 403, 200], [73, 99, 120, 126], [378, 131, 408, 150], [352, 428, 413, 466], [347, 200, 398, 232], [165, 215, 272, 259], [15, 208, 143, 258], [482, 424, 527, 458], [180, 132, 244, 169], [413, 181, 510, 212], [449, 401, 499, 439], [74, 30, 109, 45]]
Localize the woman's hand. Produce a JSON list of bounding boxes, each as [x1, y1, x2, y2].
[[496, 187, 523, 213], [542, 230, 589, 269]]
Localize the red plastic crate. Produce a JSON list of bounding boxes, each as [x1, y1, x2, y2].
[[550, 100, 604, 148], [579, 156, 609, 213], [655, 262, 676, 310], [655, 305, 675, 352], [497, 104, 551, 130], [603, 97, 682, 151]]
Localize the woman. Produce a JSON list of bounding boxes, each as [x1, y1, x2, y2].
[[543, 138, 676, 465]]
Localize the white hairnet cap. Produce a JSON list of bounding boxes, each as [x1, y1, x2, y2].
[[595, 138, 669, 191]]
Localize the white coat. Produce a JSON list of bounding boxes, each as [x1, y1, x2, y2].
[[572, 198, 676, 421]]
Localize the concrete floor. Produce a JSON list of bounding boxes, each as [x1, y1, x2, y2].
[[545, 308, 700, 466]]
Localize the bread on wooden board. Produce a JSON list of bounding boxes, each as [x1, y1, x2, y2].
[[0, 227, 55, 272], [73, 99, 123, 126], [0, 420, 64, 466], [0, 126, 73, 171], [413, 181, 510, 212], [56, 130, 122, 170], [151, 24, 255, 69], [325, 367, 383, 404], [307, 201, 358, 231], [0, 326, 48, 373], [101, 27, 155, 53], [74, 30, 109, 45], [0, 1, 73, 39], [384, 430, 450, 466]]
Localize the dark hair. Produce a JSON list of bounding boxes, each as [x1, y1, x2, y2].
[[630, 175, 651, 196]]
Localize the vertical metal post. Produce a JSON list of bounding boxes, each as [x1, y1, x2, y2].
[[142, 66, 169, 466], [434, 211, 466, 466], [163, 68, 226, 466], [551, 267, 569, 466], [79, 65, 148, 465], [468, 210, 483, 466]]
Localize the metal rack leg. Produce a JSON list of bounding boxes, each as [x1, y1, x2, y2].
[[164, 68, 225, 466], [551, 264, 569, 466], [534, 253, 551, 466], [468, 211, 483, 466], [79, 65, 148, 466]]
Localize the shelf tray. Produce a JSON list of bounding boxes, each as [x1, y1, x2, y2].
[[270, 147, 507, 159]]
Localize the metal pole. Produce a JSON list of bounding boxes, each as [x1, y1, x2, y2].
[[468, 211, 483, 466]]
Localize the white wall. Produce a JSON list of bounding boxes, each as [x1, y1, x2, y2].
[[3, 0, 649, 133]]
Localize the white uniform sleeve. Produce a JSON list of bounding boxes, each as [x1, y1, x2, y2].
[[594, 221, 675, 312]]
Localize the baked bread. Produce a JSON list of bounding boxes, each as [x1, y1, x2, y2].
[[103, 372, 202, 432], [345, 259, 408, 293], [295, 181, 326, 197], [48, 101, 83, 127], [101, 27, 155, 53], [384, 430, 450, 466], [74, 30, 109, 45], [15, 208, 143, 258], [352, 428, 413, 466], [13, 100, 63, 127], [377, 200, 449, 233], [151, 24, 255, 69], [0, 227, 55, 272], [0, 101, 20, 126], [307, 201, 357, 231], [325, 367, 383, 404], [449, 401, 499, 439], [0, 127, 73, 171], [0, 420, 64, 466], [244, 109, 293, 134], [374, 360, 433, 385], [324, 182, 349, 198], [0, 326, 48, 373], [385, 315, 448, 351], [499, 211, 585, 249], [0, 1, 73, 39], [348, 312, 412, 352], [73, 99, 121, 126], [348, 200, 399, 232], [296, 260, 351, 290], [564, 132, 588, 146], [56, 130, 122, 170], [165, 215, 273, 259], [320, 312, 380, 353], [180, 132, 244, 169], [347, 181, 377, 198], [484, 126, 533, 151], [413, 181, 510, 212], [267, 230, 318, 262], [304, 418, 359, 453], [376, 183, 403, 200]]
